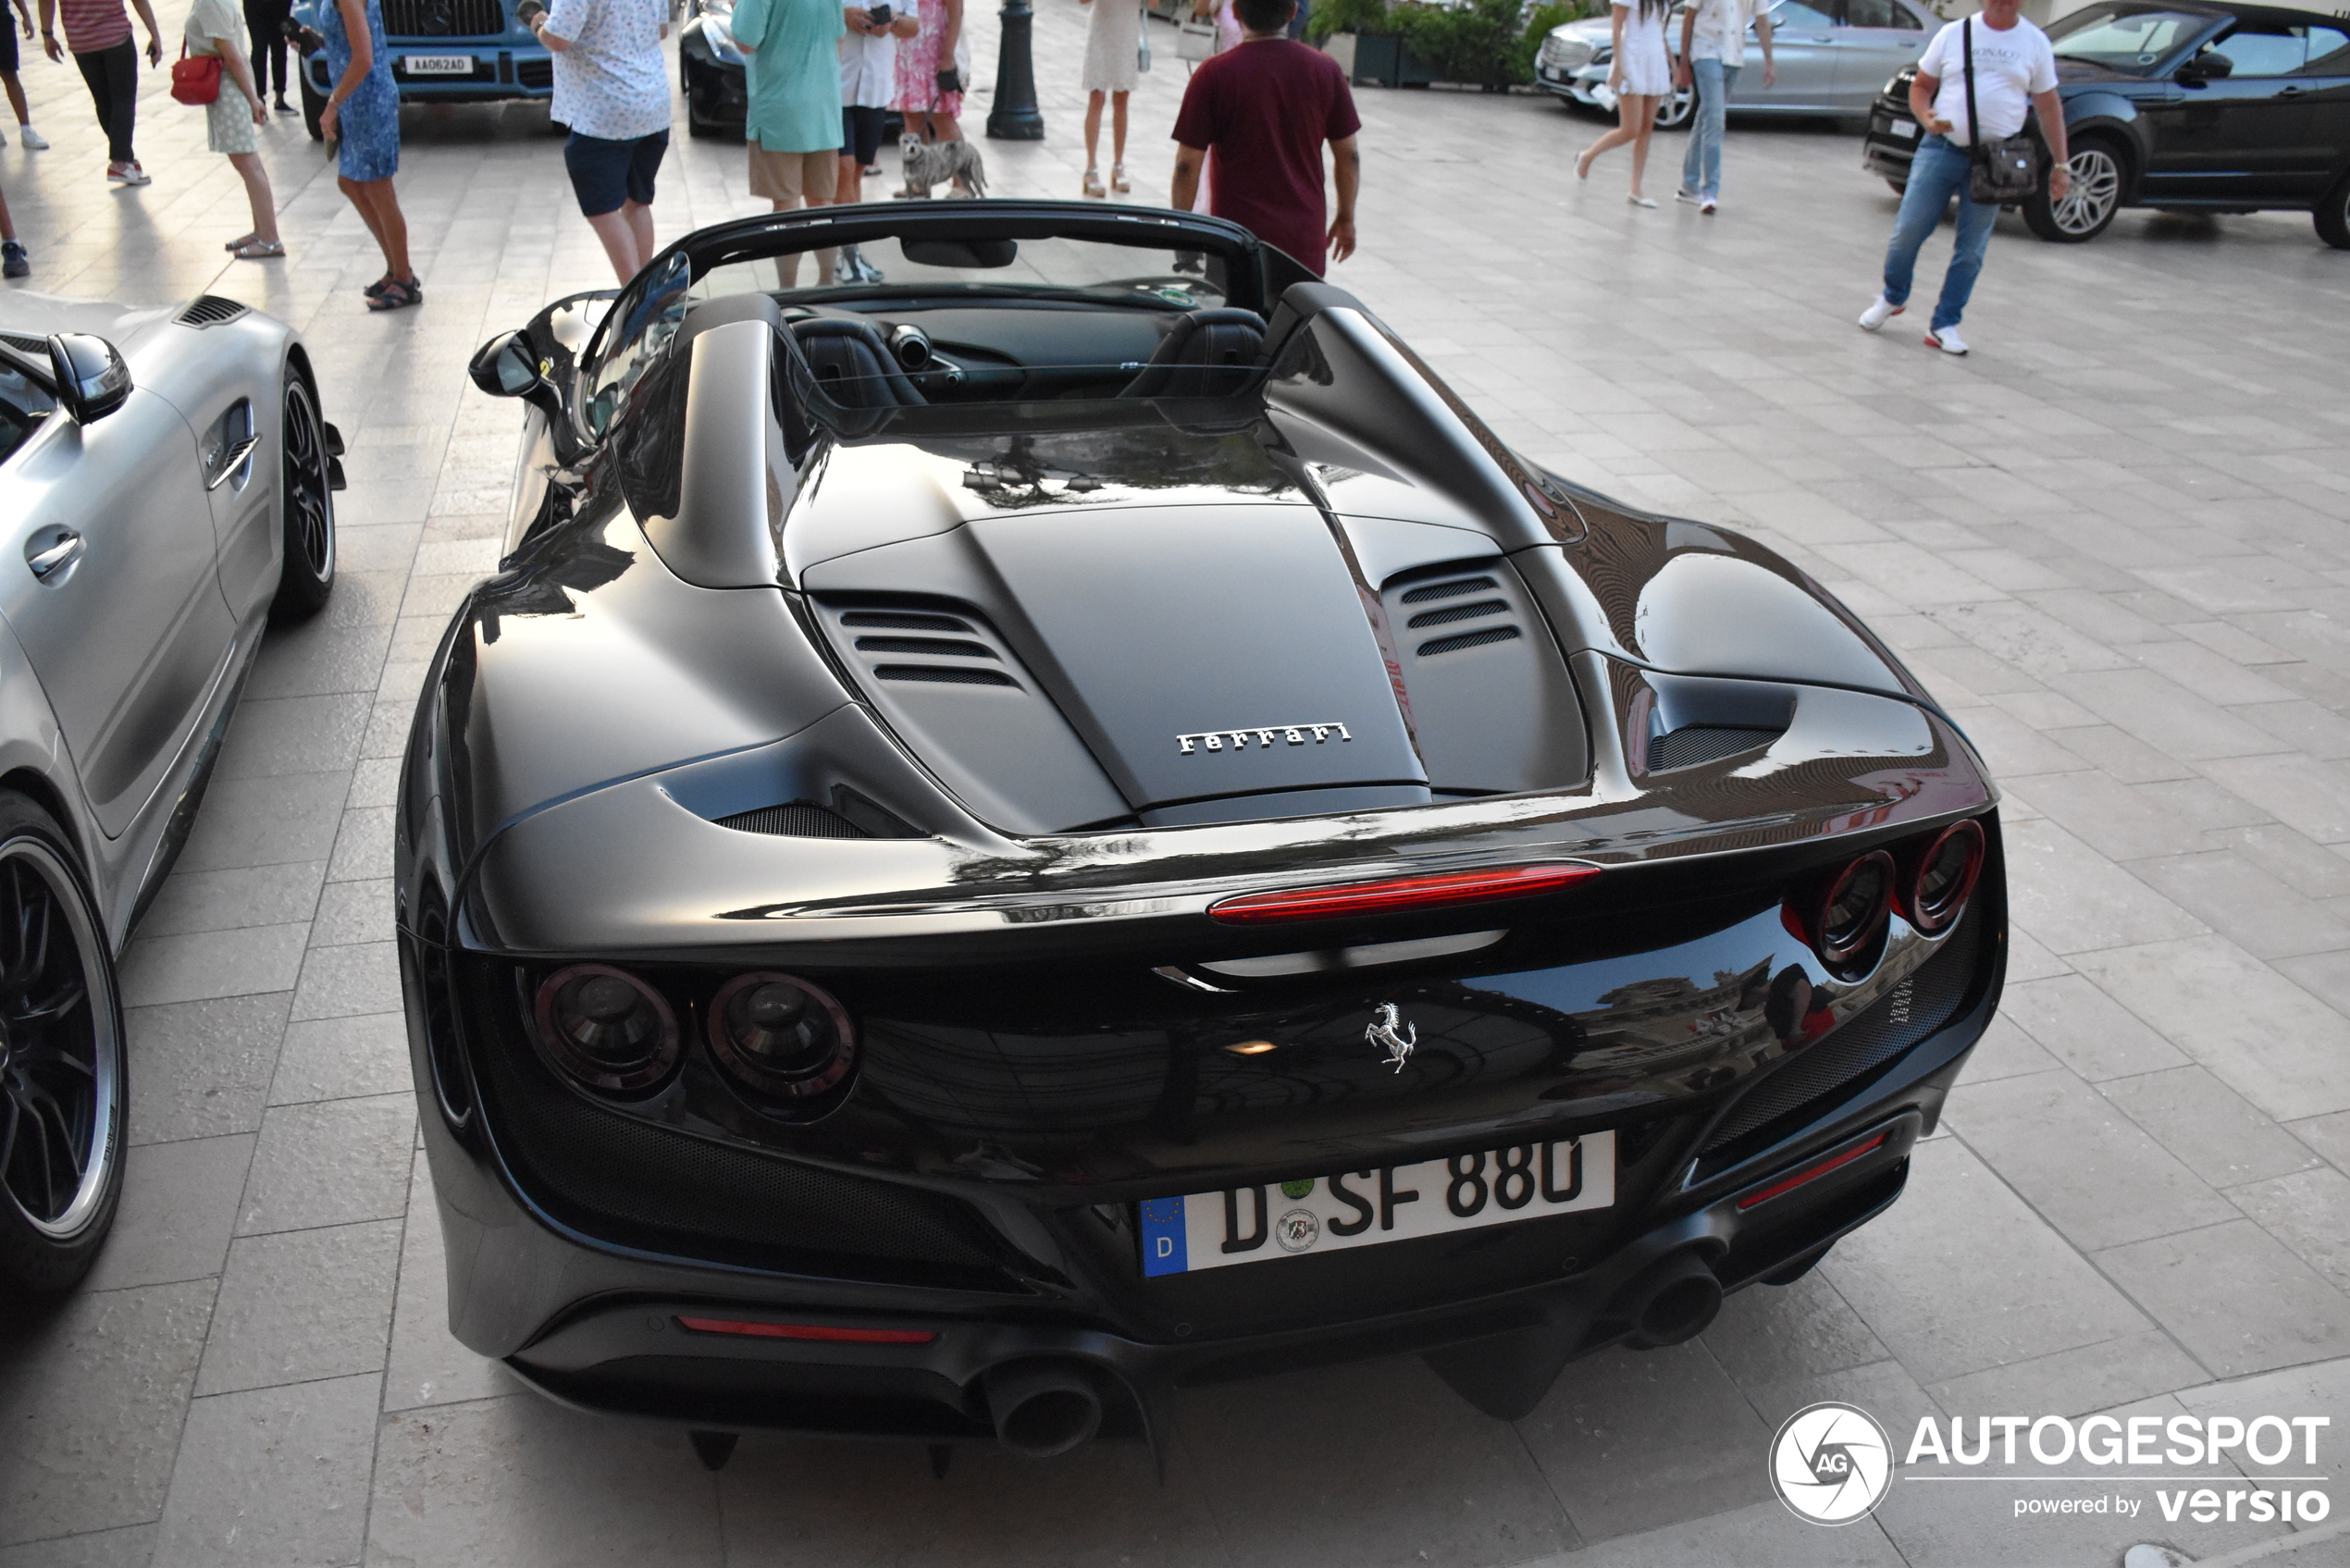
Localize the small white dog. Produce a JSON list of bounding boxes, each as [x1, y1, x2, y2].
[[897, 133, 988, 200]]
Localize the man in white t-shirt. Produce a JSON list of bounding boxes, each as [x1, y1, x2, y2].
[[532, 0, 672, 282], [1674, 0, 1772, 213], [1855, 0, 2068, 355]]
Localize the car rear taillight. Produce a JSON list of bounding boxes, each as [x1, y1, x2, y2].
[[533, 964, 680, 1092], [1208, 863, 1600, 925], [1900, 819, 1984, 937], [674, 1316, 935, 1344], [706, 971, 857, 1100]]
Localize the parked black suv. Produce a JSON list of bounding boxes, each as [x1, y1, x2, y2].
[[1861, 1, 2350, 247]]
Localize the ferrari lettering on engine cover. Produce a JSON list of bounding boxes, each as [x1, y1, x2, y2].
[[1179, 722, 1354, 755]]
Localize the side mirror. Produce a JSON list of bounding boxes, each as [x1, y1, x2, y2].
[[46, 333, 132, 424], [469, 330, 544, 398], [2178, 51, 2232, 81]]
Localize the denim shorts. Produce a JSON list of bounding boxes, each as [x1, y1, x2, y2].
[[564, 130, 669, 217]]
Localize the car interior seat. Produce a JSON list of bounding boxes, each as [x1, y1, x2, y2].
[[1119, 307, 1268, 398], [790, 317, 927, 409]]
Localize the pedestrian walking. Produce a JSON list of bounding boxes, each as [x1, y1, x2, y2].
[[1856, 0, 2065, 355], [892, 0, 959, 148], [5, 0, 51, 148], [243, 0, 291, 114], [318, 0, 418, 309], [732, 0, 842, 286], [838, 0, 913, 210], [1077, 0, 1138, 198], [1169, 0, 1358, 277], [1573, 0, 1670, 204], [186, 0, 282, 257], [38, 0, 163, 184], [1673, 0, 1771, 213], [0, 176, 27, 276], [531, 0, 671, 283]]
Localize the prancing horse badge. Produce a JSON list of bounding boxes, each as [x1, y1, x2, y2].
[[1366, 1003, 1417, 1074]]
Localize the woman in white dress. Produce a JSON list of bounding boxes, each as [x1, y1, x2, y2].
[[1078, 0, 1140, 197], [186, 0, 282, 255], [1575, 0, 1672, 205]]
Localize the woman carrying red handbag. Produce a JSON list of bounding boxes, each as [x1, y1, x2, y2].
[[185, 0, 281, 256]]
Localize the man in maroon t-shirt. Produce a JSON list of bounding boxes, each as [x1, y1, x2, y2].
[[1169, 0, 1358, 276]]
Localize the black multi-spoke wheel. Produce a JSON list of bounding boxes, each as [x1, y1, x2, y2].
[[269, 366, 337, 623], [0, 794, 124, 1294]]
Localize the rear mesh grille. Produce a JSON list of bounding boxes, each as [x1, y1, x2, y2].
[[1406, 599, 1509, 630], [1401, 576, 1497, 604], [715, 802, 871, 838], [1648, 725, 1783, 772], [176, 295, 251, 327], [876, 664, 1018, 686], [1417, 625, 1523, 657], [1699, 903, 1985, 1161]]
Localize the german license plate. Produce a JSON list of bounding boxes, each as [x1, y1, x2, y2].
[[403, 54, 473, 74], [1139, 1131, 1614, 1278], [1890, 117, 1919, 139]]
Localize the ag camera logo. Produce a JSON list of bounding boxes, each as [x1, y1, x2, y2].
[[1771, 1401, 1894, 1525]]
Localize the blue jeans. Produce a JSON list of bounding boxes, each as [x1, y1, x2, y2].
[[1679, 57, 1738, 200], [1882, 134, 1996, 332]]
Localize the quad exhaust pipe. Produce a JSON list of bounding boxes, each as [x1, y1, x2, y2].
[[982, 1361, 1105, 1459], [1617, 1251, 1725, 1350]]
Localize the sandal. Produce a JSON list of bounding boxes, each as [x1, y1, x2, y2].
[[1109, 163, 1129, 193], [233, 238, 286, 258], [1082, 167, 1105, 198], [366, 276, 423, 311], [224, 232, 256, 252]]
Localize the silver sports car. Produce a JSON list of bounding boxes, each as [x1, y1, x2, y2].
[[0, 290, 340, 1293]]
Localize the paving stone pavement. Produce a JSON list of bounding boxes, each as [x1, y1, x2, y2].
[[2, 1, 2348, 1562]]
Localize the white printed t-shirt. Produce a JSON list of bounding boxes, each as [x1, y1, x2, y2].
[[840, 3, 897, 108], [546, 0, 673, 142], [1917, 13, 2057, 143], [1687, 0, 1767, 68]]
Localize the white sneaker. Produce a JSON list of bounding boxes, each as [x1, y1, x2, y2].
[[1857, 295, 1903, 331], [19, 125, 48, 150], [1700, 197, 1717, 215], [1925, 325, 1969, 355], [1674, 187, 1700, 205]]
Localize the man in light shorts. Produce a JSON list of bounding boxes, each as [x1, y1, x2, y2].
[[732, 0, 843, 286], [1674, 0, 1772, 214]]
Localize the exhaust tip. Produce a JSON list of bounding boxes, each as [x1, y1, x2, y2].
[[1620, 1253, 1725, 1350], [982, 1361, 1104, 1460]]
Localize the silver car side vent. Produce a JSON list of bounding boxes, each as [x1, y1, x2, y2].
[[176, 296, 252, 327], [1400, 575, 1497, 605], [841, 610, 972, 633], [854, 636, 997, 659], [1406, 598, 1510, 630], [716, 802, 871, 838], [1646, 724, 1784, 772], [1417, 624, 1523, 657], [875, 665, 1019, 686]]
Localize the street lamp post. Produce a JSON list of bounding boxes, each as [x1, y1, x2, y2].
[[985, 0, 1045, 140]]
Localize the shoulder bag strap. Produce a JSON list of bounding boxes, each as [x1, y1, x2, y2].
[[1960, 15, 1978, 148]]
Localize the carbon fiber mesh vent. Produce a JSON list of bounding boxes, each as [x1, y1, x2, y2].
[[1406, 599, 1509, 630], [843, 611, 973, 633], [876, 664, 1018, 686], [1699, 904, 1984, 1160], [1417, 625, 1524, 658], [853, 636, 997, 659], [715, 802, 870, 838], [175, 295, 251, 327], [0, 331, 44, 356], [1401, 576, 1497, 605], [1647, 725, 1784, 772]]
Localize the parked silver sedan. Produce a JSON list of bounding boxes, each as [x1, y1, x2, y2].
[[0, 292, 340, 1293], [1535, 0, 1937, 128]]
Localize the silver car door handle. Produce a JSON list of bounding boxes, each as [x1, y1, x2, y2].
[[205, 434, 264, 490], [27, 529, 83, 580]]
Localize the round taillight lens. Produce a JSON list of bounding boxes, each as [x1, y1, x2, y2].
[[533, 964, 681, 1092], [707, 972, 857, 1101], [1906, 819, 1985, 936], [1815, 850, 1895, 970]]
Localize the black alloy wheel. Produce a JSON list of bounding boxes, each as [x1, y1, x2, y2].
[[2024, 138, 2124, 242], [270, 367, 337, 622], [2317, 171, 2350, 251], [0, 794, 125, 1295]]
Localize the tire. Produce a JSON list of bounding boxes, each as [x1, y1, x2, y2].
[[2024, 137, 2124, 242], [268, 366, 337, 623], [2317, 171, 2350, 251], [301, 71, 325, 141], [0, 793, 126, 1296]]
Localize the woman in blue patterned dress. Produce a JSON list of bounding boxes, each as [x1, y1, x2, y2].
[[319, 0, 418, 309]]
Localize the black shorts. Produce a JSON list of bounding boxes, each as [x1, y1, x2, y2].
[[0, 20, 17, 74], [841, 105, 887, 166], [563, 129, 669, 217]]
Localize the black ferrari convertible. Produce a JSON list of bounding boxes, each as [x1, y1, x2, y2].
[[404, 203, 2005, 1469]]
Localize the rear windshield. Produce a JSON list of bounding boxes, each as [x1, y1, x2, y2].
[[2047, 3, 2215, 72], [686, 234, 1229, 313]]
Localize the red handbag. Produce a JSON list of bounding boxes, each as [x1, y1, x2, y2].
[[170, 43, 223, 106]]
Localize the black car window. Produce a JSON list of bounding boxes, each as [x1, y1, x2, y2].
[[2205, 26, 2306, 77], [1844, 0, 1915, 31], [0, 358, 56, 467], [1772, 0, 1836, 29], [2048, 5, 2212, 74], [2298, 24, 2348, 72]]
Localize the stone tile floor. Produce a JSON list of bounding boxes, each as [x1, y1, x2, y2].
[[1, 0, 2348, 1562]]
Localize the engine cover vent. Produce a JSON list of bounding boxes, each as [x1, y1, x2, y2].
[[176, 295, 252, 327], [1418, 624, 1524, 658], [1400, 575, 1497, 605], [875, 664, 1019, 686], [1377, 563, 1586, 793], [1647, 724, 1783, 772]]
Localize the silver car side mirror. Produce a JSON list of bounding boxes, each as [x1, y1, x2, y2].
[[469, 330, 544, 398], [45, 333, 132, 425]]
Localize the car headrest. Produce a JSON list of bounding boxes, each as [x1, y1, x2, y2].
[[789, 316, 927, 410], [1119, 307, 1267, 399]]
